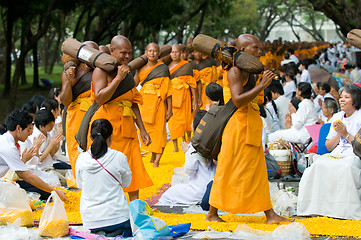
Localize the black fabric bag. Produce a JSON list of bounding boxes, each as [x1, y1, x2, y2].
[[265, 151, 281, 179], [191, 73, 257, 159]]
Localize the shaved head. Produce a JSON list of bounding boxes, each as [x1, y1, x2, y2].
[[83, 41, 99, 50], [146, 42, 159, 52], [110, 35, 131, 49], [236, 34, 259, 50]]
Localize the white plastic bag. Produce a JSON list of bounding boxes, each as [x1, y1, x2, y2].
[[65, 170, 77, 188], [0, 180, 34, 227], [269, 182, 297, 217], [192, 227, 232, 239], [38, 191, 69, 237]]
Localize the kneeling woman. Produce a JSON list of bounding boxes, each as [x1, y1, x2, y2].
[[76, 119, 132, 237], [297, 84, 361, 220]]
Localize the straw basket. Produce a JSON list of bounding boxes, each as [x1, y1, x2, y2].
[[270, 149, 291, 177]]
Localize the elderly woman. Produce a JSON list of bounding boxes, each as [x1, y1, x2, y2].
[[297, 84, 361, 220], [268, 82, 318, 144]]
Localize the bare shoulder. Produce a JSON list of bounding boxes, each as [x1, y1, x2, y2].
[[93, 67, 112, 82], [227, 66, 246, 82]]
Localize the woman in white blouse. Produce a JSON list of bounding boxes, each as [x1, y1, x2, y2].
[[268, 82, 318, 144], [298, 84, 361, 220], [283, 70, 297, 100]]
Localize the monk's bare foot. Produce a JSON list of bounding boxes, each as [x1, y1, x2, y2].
[[265, 208, 294, 224], [153, 162, 159, 168], [150, 159, 155, 163], [206, 214, 225, 222], [173, 148, 179, 152]]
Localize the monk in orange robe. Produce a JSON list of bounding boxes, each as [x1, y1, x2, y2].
[[207, 34, 292, 224], [89, 35, 153, 201], [168, 44, 197, 152], [193, 51, 219, 110], [136, 43, 173, 167], [60, 41, 98, 177]]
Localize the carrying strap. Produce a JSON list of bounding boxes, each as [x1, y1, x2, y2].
[[141, 63, 170, 87], [87, 151, 122, 186]]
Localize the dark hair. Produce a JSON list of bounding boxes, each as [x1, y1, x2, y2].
[[269, 82, 284, 95], [41, 98, 59, 113], [259, 104, 266, 118], [5, 109, 33, 131], [288, 48, 295, 54], [90, 119, 113, 159], [35, 109, 55, 129], [0, 124, 8, 135], [323, 97, 339, 115], [22, 101, 37, 115], [49, 88, 61, 99], [316, 82, 322, 89], [193, 110, 207, 130], [205, 83, 224, 105], [297, 82, 312, 99], [30, 94, 47, 109], [291, 96, 301, 110], [299, 60, 309, 69], [284, 52, 290, 59], [339, 84, 361, 110], [321, 82, 331, 93], [264, 88, 278, 115]]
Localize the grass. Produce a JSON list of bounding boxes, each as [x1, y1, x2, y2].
[[0, 64, 64, 123]]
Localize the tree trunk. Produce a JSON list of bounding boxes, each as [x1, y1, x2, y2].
[[43, 33, 49, 73], [48, 33, 62, 74], [33, 43, 39, 88], [19, 23, 27, 86], [3, 6, 14, 97]]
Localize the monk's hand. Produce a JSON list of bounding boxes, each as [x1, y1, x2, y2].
[[198, 98, 203, 108], [166, 109, 173, 122], [141, 130, 152, 146], [116, 65, 130, 81], [259, 70, 275, 89], [192, 99, 199, 112], [65, 66, 76, 80]]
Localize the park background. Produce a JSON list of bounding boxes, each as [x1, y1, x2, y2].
[[0, 0, 357, 122]]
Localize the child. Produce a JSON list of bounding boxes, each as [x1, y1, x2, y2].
[[205, 83, 224, 110], [76, 119, 132, 237], [158, 110, 217, 205]]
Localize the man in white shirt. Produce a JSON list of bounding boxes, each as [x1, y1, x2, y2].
[[299, 60, 312, 84], [288, 49, 299, 64], [268, 82, 290, 129], [0, 110, 67, 201]]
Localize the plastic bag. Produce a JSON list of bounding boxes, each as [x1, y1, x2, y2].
[[38, 191, 69, 237], [171, 167, 188, 186], [230, 223, 311, 240], [192, 227, 232, 239], [0, 180, 34, 227], [0, 219, 32, 240], [65, 170, 77, 188], [269, 182, 297, 217], [129, 199, 171, 239]]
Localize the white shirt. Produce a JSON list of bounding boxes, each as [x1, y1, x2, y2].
[[326, 110, 361, 154], [274, 95, 290, 129], [300, 69, 312, 84], [313, 94, 323, 114], [265, 102, 280, 132], [0, 132, 28, 178], [76, 148, 132, 229], [290, 54, 299, 64], [283, 81, 296, 100], [280, 59, 294, 66], [291, 99, 318, 130], [19, 126, 53, 169]]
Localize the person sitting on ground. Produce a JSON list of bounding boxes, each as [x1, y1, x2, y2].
[[280, 52, 294, 66], [204, 83, 224, 110], [158, 110, 217, 206], [283, 69, 297, 100], [76, 119, 132, 237], [263, 88, 280, 133], [345, 64, 360, 83], [19, 109, 66, 170], [0, 109, 68, 201], [269, 82, 290, 129], [297, 84, 361, 220], [30, 94, 47, 110], [299, 60, 312, 84], [268, 82, 318, 144]]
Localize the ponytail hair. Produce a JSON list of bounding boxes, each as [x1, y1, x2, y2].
[[90, 119, 113, 159]]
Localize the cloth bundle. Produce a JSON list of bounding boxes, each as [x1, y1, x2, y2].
[[347, 29, 361, 49], [192, 34, 264, 73], [61, 38, 120, 72]]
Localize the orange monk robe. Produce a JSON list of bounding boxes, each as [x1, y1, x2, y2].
[[216, 65, 224, 88], [168, 60, 197, 140], [198, 57, 218, 110], [189, 60, 200, 132], [209, 77, 272, 214], [88, 85, 153, 192], [66, 90, 92, 177], [222, 71, 231, 103], [138, 62, 172, 154]]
